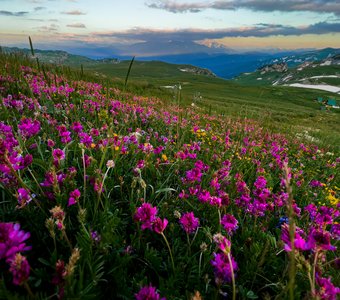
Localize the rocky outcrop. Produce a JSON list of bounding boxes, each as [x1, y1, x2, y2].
[[259, 62, 288, 74], [179, 67, 216, 77]]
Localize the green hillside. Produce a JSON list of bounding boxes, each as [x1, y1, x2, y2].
[[3, 46, 339, 148], [84, 59, 340, 149]]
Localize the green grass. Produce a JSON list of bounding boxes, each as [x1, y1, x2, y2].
[[84, 60, 340, 150]]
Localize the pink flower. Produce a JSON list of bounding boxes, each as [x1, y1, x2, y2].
[[18, 118, 40, 139], [221, 214, 238, 234], [17, 188, 33, 208], [306, 228, 336, 251], [134, 203, 158, 230], [135, 284, 166, 300], [152, 217, 168, 234], [9, 253, 30, 285], [281, 223, 310, 252], [52, 148, 65, 167], [185, 168, 202, 183], [179, 212, 199, 234], [68, 189, 81, 206], [211, 252, 238, 284], [0, 223, 31, 260], [315, 274, 340, 300]]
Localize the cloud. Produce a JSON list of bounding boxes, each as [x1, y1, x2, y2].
[[146, 0, 340, 15], [34, 6, 46, 11], [61, 10, 86, 15], [91, 22, 340, 43], [67, 23, 86, 28], [0, 10, 29, 16], [36, 23, 59, 32]]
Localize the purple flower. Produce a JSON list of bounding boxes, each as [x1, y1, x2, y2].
[[198, 190, 211, 203], [306, 228, 336, 251], [18, 118, 40, 139], [79, 132, 93, 147], [135, 284, 166, 300], [331, 224, 340, 240], [310, 180, 323, 188], [254, 176, 267, 189], [0, 223, 31, 260], [221, 214, 238, 234], [90, 230, 101, 243], [152, 217, 168, 234], [281, 223, 309, 252], [134, 203, 158, 230], [211, 252, 238, 284], [68, 189, 81, 206], [9, 253, 30, 285], [316, 274, 340, 300], [52, 148, 65, 167], [179, 212, 199, 234], [71, 122, 83, 133], [17, 188, 33, 208], [185, 167, 202, 183]]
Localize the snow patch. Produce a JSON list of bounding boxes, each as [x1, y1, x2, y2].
[[287, 83, 340, 93]]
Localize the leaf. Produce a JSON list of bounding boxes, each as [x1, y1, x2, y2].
[[155, 188, 177, 194], [246, 290, 259, 299]]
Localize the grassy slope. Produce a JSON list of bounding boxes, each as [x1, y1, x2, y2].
[[235, 65, 340, 86], [84, 60, 340, 150]]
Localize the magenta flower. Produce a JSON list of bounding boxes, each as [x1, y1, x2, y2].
[[221, 214, 238, 234], [306, 228, 336, 251], [152, 217, 168, 234], [79, 132, 93, 147], [17, 188, 33, 208], [8, 253, 30, 285], [18, 118, 40, 139], [213, 234, 231, 253], [68, 189, 81, 206], [71, 121, 83, 133], [316, 274, 340, 300], [135, 284, 166, 300], [52, 148, 65, 167], [281, 223, 309, 252], [185, 167, 202, 183], [211, 252, 238, 284], [134, 203, 158, 230], [179, 212, 199, 234], [0, 223, 31, 260]]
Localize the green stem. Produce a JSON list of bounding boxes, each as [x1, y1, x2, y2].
[[198, 252, 203, 277], [311, 250, 319, 297], [161, 232, 175, 272], [227, 253, 236, 300], [24, 281, 34, 298], [186, 232, 191, 256], [82, 148, 86, 206]]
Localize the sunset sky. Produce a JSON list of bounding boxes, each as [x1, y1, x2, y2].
[[1, 0, 339, 55]]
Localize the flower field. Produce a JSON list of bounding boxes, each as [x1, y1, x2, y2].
[[0, 52, 339, 299]]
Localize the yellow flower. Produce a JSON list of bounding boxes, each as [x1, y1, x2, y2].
[[327, 194, 339, 206], [162, 154, 168, 161]]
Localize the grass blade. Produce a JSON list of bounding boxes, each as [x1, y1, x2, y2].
[[124, 56, 135, 90]]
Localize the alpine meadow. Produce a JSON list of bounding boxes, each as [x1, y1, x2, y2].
[[0, 0, 340, 299]]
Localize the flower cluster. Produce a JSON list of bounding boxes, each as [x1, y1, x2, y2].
[[134, 203, 168, 234]]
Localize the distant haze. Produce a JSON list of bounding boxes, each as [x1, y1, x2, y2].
[[1, 0, 340, 57]]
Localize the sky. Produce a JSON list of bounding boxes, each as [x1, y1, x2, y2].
[[0, 0, 340, 56]]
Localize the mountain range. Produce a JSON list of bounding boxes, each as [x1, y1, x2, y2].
[[1, 44, 339, 79]]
